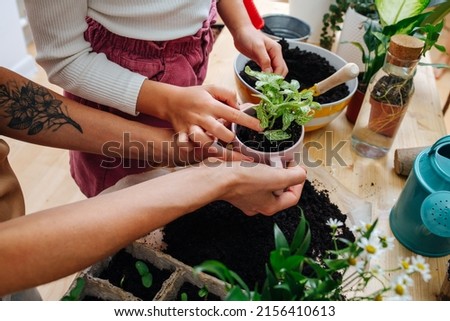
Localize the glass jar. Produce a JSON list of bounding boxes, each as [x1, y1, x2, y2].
[[351, 34, 424, 158]]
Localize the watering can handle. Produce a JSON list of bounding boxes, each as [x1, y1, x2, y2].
[[428, 135, 450, 155]]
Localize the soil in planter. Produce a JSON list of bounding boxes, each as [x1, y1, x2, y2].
[[239, 39, 350, 105], [163, 180, 355, 291], [97, 249, 172, 300], [176, 283, 221, 301], [236, 117, 303, 152]]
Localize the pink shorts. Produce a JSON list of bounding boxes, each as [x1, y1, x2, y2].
[[67, 3, 217, 197]]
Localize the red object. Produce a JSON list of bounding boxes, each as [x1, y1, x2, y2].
[[243, 0, 264, 29]]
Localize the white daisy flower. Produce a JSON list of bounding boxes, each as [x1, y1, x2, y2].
[[326, 218, 343, 229], [411, 255, 431, 282], [357, 235, 384, 259], [399, 257, 415, 274], [389, 274, 413, 300]]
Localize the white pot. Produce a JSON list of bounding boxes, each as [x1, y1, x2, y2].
[[289, 0, 334, 45], [231, 105, 304, 169], [336, 7, 373, 72]]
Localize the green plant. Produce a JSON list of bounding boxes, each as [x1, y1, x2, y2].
[[135, 260, 153, 288], [244, 66, 321, 141], [61, 277, 85, 301], [195, 208, 431, 301], [320, 0, 378, 50], [352, 0, 450, 90]]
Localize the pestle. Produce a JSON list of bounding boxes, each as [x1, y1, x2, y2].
[[310, 62, 359, 96]]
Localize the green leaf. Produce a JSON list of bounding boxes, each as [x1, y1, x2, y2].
[[376, 0, 430, 26], [61, 277, 85, 301], [135, 260, 150, 276], [274, 223, 289, 250], [141, 273, 153, 288], [422, 0, 450, 26], [198, 287, 209, 298], [263, 129, 291, 141], [290, 208, 311, 256]]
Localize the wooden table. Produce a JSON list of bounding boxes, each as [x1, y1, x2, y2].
[[205, 0, 449, 300]]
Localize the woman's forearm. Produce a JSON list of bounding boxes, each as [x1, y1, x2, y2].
[[0, 165, 225, 296], [0, 67, 184, 166]]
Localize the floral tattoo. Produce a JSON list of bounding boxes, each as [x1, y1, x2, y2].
[[0, 80, 82, 135]]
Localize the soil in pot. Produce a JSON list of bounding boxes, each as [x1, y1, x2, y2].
[[97, 249, 172, 300], [239, 39, 350, 105], [236, 117, 303, 153], [163, 179, 355, 291], [367, 75, 413, 137]]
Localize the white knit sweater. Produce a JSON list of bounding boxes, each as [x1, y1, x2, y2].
[[24, 0, 213, 115]]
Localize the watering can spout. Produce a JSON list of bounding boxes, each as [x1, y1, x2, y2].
[[429, 135, 450, 178]]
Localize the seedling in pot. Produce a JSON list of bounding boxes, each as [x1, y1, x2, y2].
[[244, 66, 321, 141], [135, 260, 153, 288]]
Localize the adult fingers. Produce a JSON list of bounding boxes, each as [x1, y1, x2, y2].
[[215, 104, 262, 133]]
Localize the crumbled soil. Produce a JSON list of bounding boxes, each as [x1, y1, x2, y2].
[[163, 180, 355, 290], [239, 39, 350, 104]]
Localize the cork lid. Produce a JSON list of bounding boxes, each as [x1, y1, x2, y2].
[[389, 34, 424, 60]]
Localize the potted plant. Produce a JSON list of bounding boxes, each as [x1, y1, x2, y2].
[[320, 0, 378, 51], [232, 66, 321, 167], [196, 210, 432, 301], [345, 0, 450, 122]]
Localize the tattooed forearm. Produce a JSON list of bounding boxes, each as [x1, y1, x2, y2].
[[0, 80, 82, 135]]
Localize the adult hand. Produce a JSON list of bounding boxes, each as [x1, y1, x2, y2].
[[204, 159, 307, 216]]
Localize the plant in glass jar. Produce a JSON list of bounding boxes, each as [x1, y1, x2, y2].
[[345, 0, 450, 123], [351, 34, 424, 158], [356, 0, 448, 91]]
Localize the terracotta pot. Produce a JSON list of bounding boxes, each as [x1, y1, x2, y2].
[[345, 89, 365, 124], [367, 97, 408, 137]]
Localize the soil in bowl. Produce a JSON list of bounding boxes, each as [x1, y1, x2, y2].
[[163, 179, 355, 291], [239, 40, 350, 105]]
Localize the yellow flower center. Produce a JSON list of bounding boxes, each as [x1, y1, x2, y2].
[[401, 261, 410, 270], [365, 244, 377, 254], [374, 294, 383, 301], [395, 284, 405, 296], [348, 257, 357, 266], [417, 263, 425, 271]]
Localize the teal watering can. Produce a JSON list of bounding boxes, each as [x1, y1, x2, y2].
[[390, 135, 450, 257]]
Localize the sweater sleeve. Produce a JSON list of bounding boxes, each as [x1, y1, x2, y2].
[[24, 0, 145, 115]]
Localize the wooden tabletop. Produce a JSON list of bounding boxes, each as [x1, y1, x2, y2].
[[205, 0, 449, 300]]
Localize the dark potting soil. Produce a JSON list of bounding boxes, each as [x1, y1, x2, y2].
[[177, 283, 221, 301], [163, 180, 355, 291], [236, 119, 303, 153], [239, 40, 350, 105], [98, 249, 172, 300]]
